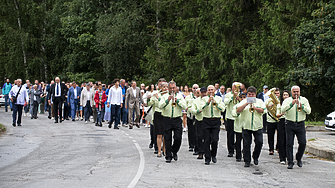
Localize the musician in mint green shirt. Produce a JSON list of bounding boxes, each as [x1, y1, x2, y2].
[[236, 86, 265, 167]]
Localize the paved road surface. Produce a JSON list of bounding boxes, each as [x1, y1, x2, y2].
[[0, 109, 335, 188]]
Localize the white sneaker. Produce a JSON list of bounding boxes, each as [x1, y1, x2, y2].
[[183, 127, 187, 132], [24, 113, 26, 117], [280, 161, 286, 165], [85, 121, 88, 124], [75, 117, 79, 121], [52, 117, 54, 120]]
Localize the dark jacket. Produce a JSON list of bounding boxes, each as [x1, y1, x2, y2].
[[28, 89, 41, 105], [48, 82, 67, 101]]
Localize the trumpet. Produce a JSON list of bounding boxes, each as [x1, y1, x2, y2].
[[160, 90, 168, 95], [211, 95, 217, 108], [249, 104, 255, 113], [171, 91, 177, 107], [295, 95, 302, 112]]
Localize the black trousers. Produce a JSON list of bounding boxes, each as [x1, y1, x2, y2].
[[12, 104, 23, 124], [267, 122, 278, 152], [203, 118, 221, 162], [163, 117, 183, 160], [64, 105, 70, 119], [187, 117, 196, 149], [226, 119, 235, 154], [33, 101, 39, 117], [53, 97, 63, 122], [150, 122, 158, 151], [286, 121, 306, 166], [221, 111, 226, 125], [262, 114, 267, 133], [277, 118, 287, 162], [195, 120, 204, 154], [242, 128, 263, 163], [235, 132, 243, 160]]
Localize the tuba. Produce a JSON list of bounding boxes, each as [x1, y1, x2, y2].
[[265, 88, 279, 121], [233, 82, 241, 104]]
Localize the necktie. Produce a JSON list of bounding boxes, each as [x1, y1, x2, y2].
[[56, 84, 59, 95]]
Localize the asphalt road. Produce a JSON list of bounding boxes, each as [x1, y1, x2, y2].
[[0, 109, 335, 188]]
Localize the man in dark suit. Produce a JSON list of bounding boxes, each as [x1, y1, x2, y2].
[[120, 79, 128, 126], [48, 77, 66, 123], [125, 81, 145, 129]]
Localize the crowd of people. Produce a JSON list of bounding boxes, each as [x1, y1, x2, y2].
[[3, 77, 311, 169]]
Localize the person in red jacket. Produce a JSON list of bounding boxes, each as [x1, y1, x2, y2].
[[94, 84, 107, 127]]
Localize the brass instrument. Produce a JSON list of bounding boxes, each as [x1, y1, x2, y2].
[[296, 95, 302, 112], [266, 88, 279, 121], [211, 95, 217, 108], [160, 90, 168, 95], [249, 104, 255, 113], [171, 91, 177, 107], [233, 82, 241, 104]]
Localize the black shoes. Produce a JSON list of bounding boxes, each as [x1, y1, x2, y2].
[[149, 143, 153, 149], [114, 127, 119, 129], [287, 164, 293, 169], [154, 150, 158, 154], [99, 123, 102, 127], [197, 154, 203, 159], [5, 109, 8, 112], [12, 123, 16, 127], [205, 160, 210, 165], [166, 158, 172, 163], [135, 124, 140, 128], [172, 153, 178, 161], [189, 147, 194, 152], [212, 157, 217, 163], [269, 151, 274, 155], [244, 163, 250, 167], [72, 119, 75, 121], [95, 123, 99, 126], [54, 121, 58, 123], [48, 116, 51, 119], [297, 160, 302, 167], [108, 125, 111, 129], [31, 117, 33, 119], [227, 153, 233, 157], [236, 158, 242, 162], [17, 124, 21, 126], [254, 159, 259, 165], [193, 151, 199, 155], [129, 125, 133, 129]]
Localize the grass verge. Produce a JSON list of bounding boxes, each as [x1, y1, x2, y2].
[[305, 121, 325, 126], [0, 123, 6, 133]]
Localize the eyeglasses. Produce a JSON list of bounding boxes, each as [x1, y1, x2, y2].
[[193, 87, 198, 89]]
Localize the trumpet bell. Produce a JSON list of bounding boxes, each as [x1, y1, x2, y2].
[[249, 107, 255, 113], [171, 102, 177, 107]]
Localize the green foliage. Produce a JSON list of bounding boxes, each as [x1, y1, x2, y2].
[[291, 1, 335, 120]]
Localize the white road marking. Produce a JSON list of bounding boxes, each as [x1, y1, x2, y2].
[[127, 142, 145, 188]]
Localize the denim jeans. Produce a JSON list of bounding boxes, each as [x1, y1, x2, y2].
[[70, 99, 79, 120], [110, 105, 120, 128], [84, 101, 92, 121], [12, 103, 23, 124], [4, 94, 10, 111], [96, 107, 102, 123], [121, 104, 128, 124]]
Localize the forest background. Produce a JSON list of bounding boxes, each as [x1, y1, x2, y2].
[[1, 0, 334, 120]]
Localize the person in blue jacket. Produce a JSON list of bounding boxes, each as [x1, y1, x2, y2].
[[2, 78, 12, 112], [67, 81, 82, 121]]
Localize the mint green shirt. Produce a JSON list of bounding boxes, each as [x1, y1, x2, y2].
[[189, 96, 206, 121], [236, 98, 266, 131], [201, 96, 226, 118], [158, 92, 187, 118], [185, 93, 197, 118], [232, 103, 242, 133], [281, 96, 311, 122], [224, 91, 238, 120], [265, 98, 279, 123]]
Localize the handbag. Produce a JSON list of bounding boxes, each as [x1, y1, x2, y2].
[[12, 86, 22, 104]]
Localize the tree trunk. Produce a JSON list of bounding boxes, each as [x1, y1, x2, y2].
[[13, 0, 28, 78]]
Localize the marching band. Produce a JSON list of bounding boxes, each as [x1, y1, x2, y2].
[[143, 79, 311, 169]]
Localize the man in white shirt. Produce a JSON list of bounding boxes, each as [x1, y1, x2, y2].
[[80, 83, 94, 123], [9, 79, 29, 127], [107, 79, 123, 129]]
